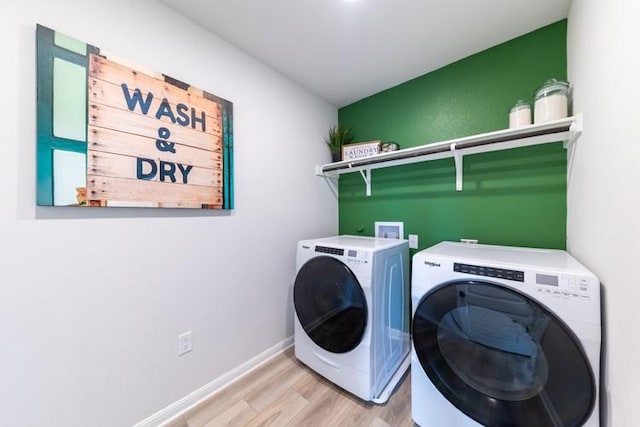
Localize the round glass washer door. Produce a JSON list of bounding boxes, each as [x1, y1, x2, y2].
[[412, 280, 596, 427], [294, 256, 367, 354]]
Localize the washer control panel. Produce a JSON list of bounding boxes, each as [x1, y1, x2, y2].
[[535, 274, 592, 300], [454, 262, 524, 282], [453, 262, 593, 300]]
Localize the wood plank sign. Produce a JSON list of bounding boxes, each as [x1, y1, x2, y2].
[[36, 24, 234, 209], [342, 140, 381, 161]]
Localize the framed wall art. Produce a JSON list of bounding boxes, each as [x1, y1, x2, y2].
[[374, 221, 404, 239], [36, 24, 234, 209]]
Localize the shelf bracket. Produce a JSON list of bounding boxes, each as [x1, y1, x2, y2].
[[323, 175, 339, 198], [451, 143, 463, 191], [565, 113, 583, 149], [359, 169, 372, 196]]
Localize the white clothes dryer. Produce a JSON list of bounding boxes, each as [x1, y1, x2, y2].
[[294, 235, 410, 403], [411, 241, 601, 427]]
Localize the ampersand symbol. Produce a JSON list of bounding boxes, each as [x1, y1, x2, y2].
[[156, 127, 176, 153]]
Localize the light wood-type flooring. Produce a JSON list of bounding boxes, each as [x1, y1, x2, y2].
[[166, 346, 413, 427]]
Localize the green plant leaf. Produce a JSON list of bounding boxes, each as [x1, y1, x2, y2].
[[324, 125, 353, 154]]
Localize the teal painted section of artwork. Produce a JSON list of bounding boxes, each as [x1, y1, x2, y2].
[[199, 96, 236, 209], [53, 58, 87, 142], [203, 92, 234, 210], [338, 20, 568, 251], [54, 31, 86, 56], [221, 100, 234, 209], [52, 149, 86, 206], [37, 24, 90, 206], [37, 26, 55, 205]]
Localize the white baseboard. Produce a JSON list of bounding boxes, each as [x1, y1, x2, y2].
[[133, 336, 294, 427]]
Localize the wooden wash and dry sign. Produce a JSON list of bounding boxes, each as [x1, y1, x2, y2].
[[87, 55, 225, 208]]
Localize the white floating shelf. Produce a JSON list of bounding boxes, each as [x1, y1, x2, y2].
[[316, 114, 582, 195]]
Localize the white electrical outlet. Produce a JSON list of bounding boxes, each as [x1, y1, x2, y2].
[[460, 239, 478, 244], [178, 331, 193, 356], [408, 234, 419, 249]]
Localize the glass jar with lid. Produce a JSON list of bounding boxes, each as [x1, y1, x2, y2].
[[534, 79, 570, 123], [509, 100, 531, 128]]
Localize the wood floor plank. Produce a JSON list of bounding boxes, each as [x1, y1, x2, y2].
[[162, 416, 189, 427], [325, 395, 377, 426], [244, 357, 309, 412], [289, 364, 327, 402], [183, 388, 248, 427], [283, 384, 345, 426], [374, 372, 413, 426], [183, 350, 297, 427], [203, 400, 256, 427], [177, 347, 414, 427], [242, 390, 308, 427], [369, 417, 392, 427]]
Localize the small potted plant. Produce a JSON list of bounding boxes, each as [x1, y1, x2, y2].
[[324, 125, 353, 162]]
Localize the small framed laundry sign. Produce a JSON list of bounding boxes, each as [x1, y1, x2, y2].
[[342, 140, 381, 161]]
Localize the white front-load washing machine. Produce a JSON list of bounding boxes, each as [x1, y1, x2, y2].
[[411, 241, 601, 427], [294, 235, 410, 403]]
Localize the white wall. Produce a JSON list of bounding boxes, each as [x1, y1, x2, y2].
[[567, 0, 640, 425], [0, 1, 337, 426]]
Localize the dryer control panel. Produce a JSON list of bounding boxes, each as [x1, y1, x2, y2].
[[315, 245, 344, 255], [315, 245, 370, 267]]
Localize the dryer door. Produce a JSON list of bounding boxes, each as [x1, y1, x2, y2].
[[413, 280, 596, 427], [294, 256, 367, 353]]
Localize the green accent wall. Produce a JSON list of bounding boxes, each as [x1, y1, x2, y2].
[[338, 20, 568, 251]]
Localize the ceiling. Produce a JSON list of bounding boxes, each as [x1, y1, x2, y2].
[[159, 0, 571, 107]]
